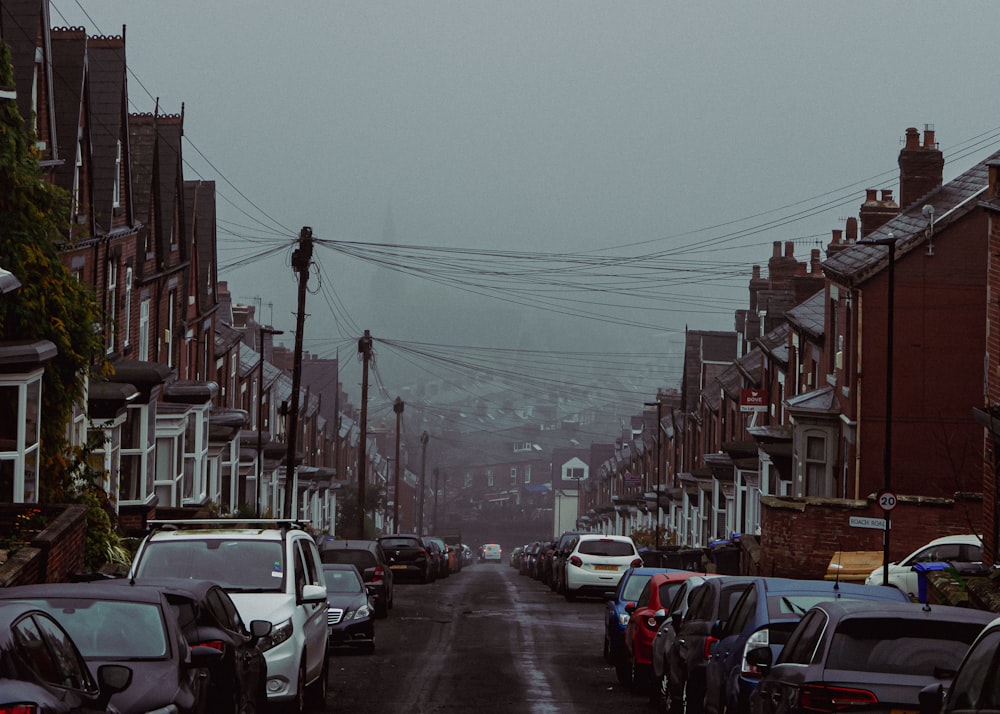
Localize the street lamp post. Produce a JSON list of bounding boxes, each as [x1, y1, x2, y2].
[[645, 399, 664, 551], [417, 431, 429, 536], [393, 397, 404, 533], [256, 325, 283, 516], [862, 233, 898, 587]]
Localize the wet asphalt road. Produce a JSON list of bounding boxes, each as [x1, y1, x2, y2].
[[321, 560, 656, 713]]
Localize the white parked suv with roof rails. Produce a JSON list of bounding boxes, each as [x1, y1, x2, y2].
[[129, 519, 329, 712], [563, 533, 642, 601]]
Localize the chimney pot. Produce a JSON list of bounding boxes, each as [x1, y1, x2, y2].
[[846, 217, 858, 243], [784, 241, 794, 258], [924, 126, 936, 149], [865, 188, 878, 203], [881, 189, 895, 204], [752, 265, 761, 279], [772, 241, 781, 258], [905, 127, 920, 149], [832, 229, 843, 244]]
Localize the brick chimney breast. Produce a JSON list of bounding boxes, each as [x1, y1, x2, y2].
[[899, 124, 944, 208]]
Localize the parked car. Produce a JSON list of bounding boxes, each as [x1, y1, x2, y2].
[[123, 577, 272, 714], [318, 538, 395, 617], [653, 575, 756, 714], [0, 581, 220, 714], [605, 567, 673, 684], [863, 533, 984, 599], [520, 541, 541, 576], [0, 601, 132, 714], [625, 570, 705, 693], [321, 564, 375, 654], [480, 543, 503, 564], [509, 546, 524, 569], [750, 600, 994, 714], [702, 577, 912, 714], [423, 537, 448, 579], [919, 612, 1000, 714], [377, 534, 433, 582], [563, 534, 643, 601], [426, 536, 457, 576], [128, 519, 329, 712], [551, 530, 589, 593]]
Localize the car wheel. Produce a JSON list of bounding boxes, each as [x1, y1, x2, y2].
[[375, 596, 389, 619], [657, 673, 671, 713], [288, 661, 307, 714], [615, 654, 632, 686], [305, 653, 328, 711], [603, 631, 611, 661]]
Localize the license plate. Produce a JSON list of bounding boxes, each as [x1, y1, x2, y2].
[[594, 564, 618, 571], [390, 564, 407, 570]]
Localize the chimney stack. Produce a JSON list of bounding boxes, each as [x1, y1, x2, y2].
[[846, 217, 858, 244], [898, 124, 944, 208], [860, 187, 899, 238]]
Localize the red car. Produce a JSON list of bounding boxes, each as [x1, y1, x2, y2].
[[624, 570, 704, 692]]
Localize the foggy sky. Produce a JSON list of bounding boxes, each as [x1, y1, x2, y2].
[[53, 1, 1000, 410]]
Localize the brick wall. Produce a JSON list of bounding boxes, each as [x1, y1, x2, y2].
[[0, 504, 87, 586], [760, 494, 982, 580]]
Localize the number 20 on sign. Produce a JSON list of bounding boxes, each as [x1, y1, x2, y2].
[[878, 490, 897, 512]]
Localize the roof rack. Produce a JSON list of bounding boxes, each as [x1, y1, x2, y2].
[[146, 518, 308, 534]]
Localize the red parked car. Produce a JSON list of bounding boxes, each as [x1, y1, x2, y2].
[[624, 570, 704, 692]]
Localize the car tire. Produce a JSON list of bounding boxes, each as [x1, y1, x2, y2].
[[632, 662, 651, 695], [305, 653, 328, 711], [615, 654, 632, 685], [375, 596, 389, 619], [603, 631, 611, 661]]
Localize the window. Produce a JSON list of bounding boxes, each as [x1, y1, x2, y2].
[[514, 441, 531, 453], [510, 467, 517, 486], [524, 466, 531, 484], [779, 609, 826, 664], [487, 470, 494, 488], [123, 267, 132, 349], [804, 433, 830, 497], [106, 257, 118, 353], [112, 139, 122, 209], [139, 298, 150, 361]]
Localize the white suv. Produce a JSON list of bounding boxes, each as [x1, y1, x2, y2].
[[564, 534, 642, 601], [129, 519, 329, 712]]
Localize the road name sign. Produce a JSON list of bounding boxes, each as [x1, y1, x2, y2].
[[849, 516, 890, 530]]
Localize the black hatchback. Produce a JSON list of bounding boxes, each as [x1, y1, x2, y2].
[[319, 538, 395, 617]]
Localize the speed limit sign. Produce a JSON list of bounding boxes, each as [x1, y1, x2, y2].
[[878, 490, 897, 512]]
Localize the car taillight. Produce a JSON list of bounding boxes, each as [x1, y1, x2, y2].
[[741, 629, 770, 677], [703, 635, 718, 660], [418, 548, 427, 556], [194, 640, 225, 652], [569, 555, 583, 567], [372, 566, 385, 582], [798, 684, 878, 712], [630, 558, 643, 568], [0, 706, 37, 714]]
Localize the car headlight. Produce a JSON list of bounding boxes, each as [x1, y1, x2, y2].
[[350, 603, 372, 620], [619, 612, 630, 627], [257, 617, 293, 652]]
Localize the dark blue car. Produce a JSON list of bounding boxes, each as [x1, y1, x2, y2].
[[604, 567, 675, 684], [702, 577, 910, 714]]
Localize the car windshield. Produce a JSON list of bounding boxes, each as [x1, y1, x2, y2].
[[826, 618, 986, 676], [578, 540, 634, 557], [622, 574, 652, 601], [323, 569, 364, 594], [135, 539, 285, 592], [380, 537, 419, 548], [24, 598, 168, 659]]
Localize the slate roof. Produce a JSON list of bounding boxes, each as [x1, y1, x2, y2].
[[184, 180, 217, 313], [786, 289, 825, 339], [824, 150, 1000, 286], [1, 0, 56, 159], [757, 322, 790, 366]]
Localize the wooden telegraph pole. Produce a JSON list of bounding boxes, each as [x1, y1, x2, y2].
[[283, 227, 312, 520]]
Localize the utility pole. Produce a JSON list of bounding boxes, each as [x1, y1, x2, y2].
[[432, 467, 440, 532], [393, 397, 404, 533], [417, 431, 428, 536], [357, 330, 373, 538], [283, 226, 312, 520]]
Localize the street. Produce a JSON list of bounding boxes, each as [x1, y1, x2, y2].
[[322, 562, 653, 713]]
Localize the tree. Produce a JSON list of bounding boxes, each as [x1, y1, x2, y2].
[[0, 41, 106, 501]]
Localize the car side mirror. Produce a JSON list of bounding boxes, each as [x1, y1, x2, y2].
[[300, 583, 327, 605], [710, 619, 724, 638], [249, 619, 272, 642], [918, 683, 945, 714], [95, 664, 132, 709], [745, 646, 772, 672], [653, 608, 668, 625], [188, 645, 225, 668], [670, 611, 683, 629], [625, 601, 637, 614]]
